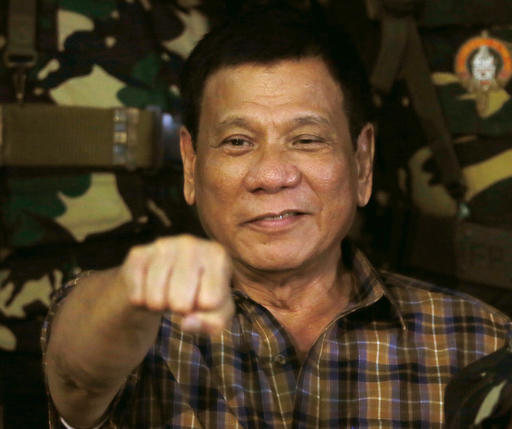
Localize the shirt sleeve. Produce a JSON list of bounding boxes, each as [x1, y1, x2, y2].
[[40, 271, 138, 429]]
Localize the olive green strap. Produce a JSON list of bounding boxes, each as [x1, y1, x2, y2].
[[4, 0, 38, 103], [0, 104, 159, 169], [401, 18, 466, 201], [367, 0, 467, 205], [370, 13, 408, 93]]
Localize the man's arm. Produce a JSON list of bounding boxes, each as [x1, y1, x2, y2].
[[45, 235, 234, 428]]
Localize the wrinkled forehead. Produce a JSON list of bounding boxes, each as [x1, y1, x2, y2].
[[198, 58, 347, 128]]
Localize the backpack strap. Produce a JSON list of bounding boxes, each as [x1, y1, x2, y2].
[[367, 0, 468, 213], [3, 0, 38, 104]]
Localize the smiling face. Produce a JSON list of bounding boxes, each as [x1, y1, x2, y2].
[[180, 58, 374, 275]]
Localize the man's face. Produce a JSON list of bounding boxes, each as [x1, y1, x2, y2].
[[181, 58, 374, 273]]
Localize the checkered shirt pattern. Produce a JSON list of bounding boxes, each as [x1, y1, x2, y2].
[[42, 248, 511, 428]]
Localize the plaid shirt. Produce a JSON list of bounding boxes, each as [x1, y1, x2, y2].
[[42, 247, 511, 428]]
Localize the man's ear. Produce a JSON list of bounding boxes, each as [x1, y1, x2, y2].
[[355, 123, 375, 207], [180, 127, 196, 206]]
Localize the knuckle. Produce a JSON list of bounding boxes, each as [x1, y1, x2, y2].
[[176, 234, 197, 248], [198, 293, 221, 310], [208, 240, 227, 256], [199, 288, 229, 311], [145, 294, 166, 311], [127, 292, 143, 307], [126, 244, 147, 262], [169, 300, 192, 314], [154, 237, 172, 253]]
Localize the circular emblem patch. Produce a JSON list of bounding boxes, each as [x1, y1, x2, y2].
[[455, 32, 512, 115], [455, 32, 512, 91]]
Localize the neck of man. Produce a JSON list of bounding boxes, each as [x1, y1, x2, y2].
[[232, 249, 353, 361]]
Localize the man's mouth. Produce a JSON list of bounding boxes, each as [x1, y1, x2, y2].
[[245, 210, 307, 226], [256, 211, 301, 222]]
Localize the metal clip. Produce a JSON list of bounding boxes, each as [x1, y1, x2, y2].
[[11, 67, 28, 105], [112, 107, 140, 170], [457, 202, 471, 220]]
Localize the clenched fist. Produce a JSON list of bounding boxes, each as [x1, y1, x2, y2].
[[117, 234, 235, 335]]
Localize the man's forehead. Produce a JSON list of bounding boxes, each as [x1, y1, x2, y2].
[[200, 58, 345, 114], [214, 114, 334, 132], [203, 57, 342, 95]]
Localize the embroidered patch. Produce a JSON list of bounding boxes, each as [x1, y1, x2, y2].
[[454, 31, 512, 116]]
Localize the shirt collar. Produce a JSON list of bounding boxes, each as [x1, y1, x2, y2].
[[232, 241, 407, 331], [348, 244, 407, 331]]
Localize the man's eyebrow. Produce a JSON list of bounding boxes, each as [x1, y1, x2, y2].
[[291, 115, 331, 127], [217, 117, 254, 130], [217, 115, 331, 130]]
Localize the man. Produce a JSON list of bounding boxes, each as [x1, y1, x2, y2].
[[43, 5, 511, 428]]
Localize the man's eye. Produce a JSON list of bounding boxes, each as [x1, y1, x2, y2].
[[222, 137, 251, 148], [294, 136, 325, 146], [228, 138, 247, 146]]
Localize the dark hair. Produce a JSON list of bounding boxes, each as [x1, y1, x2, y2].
[[180, 3, 371, 145]]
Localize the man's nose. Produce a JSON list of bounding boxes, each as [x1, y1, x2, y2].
[[243, 145, 301, 193]]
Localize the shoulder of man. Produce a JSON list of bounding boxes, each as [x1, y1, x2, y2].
[[380, 269, 512, 332]]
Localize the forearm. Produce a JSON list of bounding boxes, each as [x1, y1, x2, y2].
[[46, 268, 161, 427]]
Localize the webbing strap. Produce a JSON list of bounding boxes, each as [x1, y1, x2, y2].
[[4, 0, 37, 66], [4, 0, 38, 103], [401, 18, 466, 201], [367, 1, 467, 205], [0, 105, 159, 169], [371, 13, 408, 93]]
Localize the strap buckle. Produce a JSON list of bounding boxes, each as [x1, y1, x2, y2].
[[112, 108, 140, 170]]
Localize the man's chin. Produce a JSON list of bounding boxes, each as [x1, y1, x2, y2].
[[234, 248, 314, 275]]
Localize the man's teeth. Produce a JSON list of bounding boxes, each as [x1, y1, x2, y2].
[[261, 212, 296, 221]]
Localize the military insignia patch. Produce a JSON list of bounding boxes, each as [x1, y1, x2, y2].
[[455, 31, 512, 116]]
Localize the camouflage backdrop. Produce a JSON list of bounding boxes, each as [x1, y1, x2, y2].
[[325, 2, 512, 311], [0, 0, 227, 354], [0, 3, 222, 426]]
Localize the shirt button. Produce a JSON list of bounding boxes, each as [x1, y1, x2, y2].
[[273, 354, 287, 365]]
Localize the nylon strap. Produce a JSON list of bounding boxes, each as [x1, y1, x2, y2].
[[0, 105, 160, 169], [4, 0, 37, 66], [370, 13, 408, 93], [401, 18, 466, 201], [367, 0, 467, 204], [4, 0, 38, 104]]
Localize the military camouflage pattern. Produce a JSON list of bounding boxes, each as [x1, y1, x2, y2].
[[319, 1, 512, 314], [411, 25, 512, 225], [0, 0, 222, 353], [1, 1, 220, 423]]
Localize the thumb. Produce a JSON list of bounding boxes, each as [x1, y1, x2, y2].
[[181, 298, 235, 335]]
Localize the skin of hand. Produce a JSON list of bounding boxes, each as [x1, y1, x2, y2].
[[46, 234, 234, 428], [120, 234, 235, 334]]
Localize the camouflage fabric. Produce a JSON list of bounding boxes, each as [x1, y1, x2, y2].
[[397, 22, 512, 300], [0, 2, 219, 426], [0, 0, 220, 353], [325, 1, 512, 306], [410, 25, 512, 225]]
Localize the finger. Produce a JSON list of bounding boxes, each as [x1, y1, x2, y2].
[[182, 297, 235, 335], [122, 245, 150, 306], [143, 240, 176, 311], [182, 243, 233, 334], [167, 237, 202, 314], [195, 242, 232, 312]]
